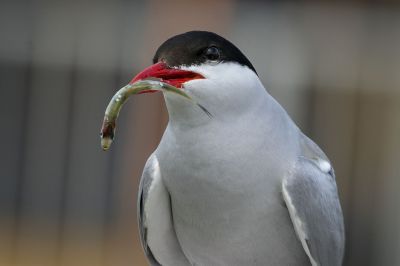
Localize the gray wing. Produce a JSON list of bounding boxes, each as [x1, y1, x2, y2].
[[138, 153, 190, 266], [282, 136, 345, 266]]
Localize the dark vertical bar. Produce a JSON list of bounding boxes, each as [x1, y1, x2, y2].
[[0, 1, 32, 265], [55, 38, 77, 265]]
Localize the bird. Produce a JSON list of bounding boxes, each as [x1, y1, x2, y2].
[[132, 31, 345, 266]]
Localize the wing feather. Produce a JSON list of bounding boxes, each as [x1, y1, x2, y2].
[[282, 139, 345, 266]]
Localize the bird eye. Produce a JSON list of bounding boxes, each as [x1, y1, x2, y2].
[[204, 46, 220, 61]]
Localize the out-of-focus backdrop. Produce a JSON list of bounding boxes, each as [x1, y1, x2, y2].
[[1, 0, 399, 265]]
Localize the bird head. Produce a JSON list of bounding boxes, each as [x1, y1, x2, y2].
[[130, 31, 262, 123]]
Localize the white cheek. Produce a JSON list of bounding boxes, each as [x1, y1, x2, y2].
[[177, 62, 267, 117], [181, 62, 254, 85], [182, 79, 225, 108], [183, 79, 217, 93], [181, 62, 259, 96]]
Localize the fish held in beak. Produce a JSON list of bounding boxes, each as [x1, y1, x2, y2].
[[100, 79, 210, 151]]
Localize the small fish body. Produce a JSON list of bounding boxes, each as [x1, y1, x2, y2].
[[100, 79, 207, 150]]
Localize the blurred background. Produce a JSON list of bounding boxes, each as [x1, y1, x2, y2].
[[1, 0, 399, 265]]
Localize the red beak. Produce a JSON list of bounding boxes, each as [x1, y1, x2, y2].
[[129, 62, 204, 93]]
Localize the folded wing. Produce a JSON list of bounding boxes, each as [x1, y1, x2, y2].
[[282, 137, 345, 266]]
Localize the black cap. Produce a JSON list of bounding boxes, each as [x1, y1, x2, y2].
[[153, 31, 257, 75]]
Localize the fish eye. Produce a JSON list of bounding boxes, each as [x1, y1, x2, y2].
[[204, 46, 220, 61]]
